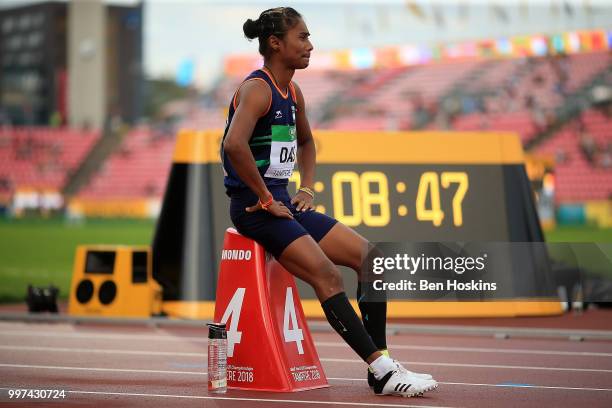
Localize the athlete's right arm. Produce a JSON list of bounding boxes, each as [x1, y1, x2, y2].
[[223, 80, 293, 219]]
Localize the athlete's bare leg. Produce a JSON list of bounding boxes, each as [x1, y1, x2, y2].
[[278, 234, 344, 301], [318, 223, 369, 273]]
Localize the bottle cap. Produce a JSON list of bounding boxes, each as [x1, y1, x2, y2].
[[207, 322, 227, 339]]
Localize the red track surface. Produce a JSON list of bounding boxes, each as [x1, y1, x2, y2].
[[1, 317, 612, 408]]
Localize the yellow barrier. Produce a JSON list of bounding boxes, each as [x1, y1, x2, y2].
[[585, 200, 612, 228], [156, 300, 562, 319], [67, 199, 160, 218]]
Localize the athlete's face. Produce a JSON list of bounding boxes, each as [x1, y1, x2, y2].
[[277, 19, 313, 69]]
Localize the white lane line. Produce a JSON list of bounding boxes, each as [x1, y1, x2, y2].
[[0, 345, 204, 357], [316, 342, 612, 357], [327, 378, 612, 393], [1, 367, 611, 393], [0, 331, 208, 342], [2, 331, 611, 358], [321, 358, 612, 373], [0, 387, 452, 408], [439, 381, 612, 392], [1, 346, 610, 373], [0, 363, 204, 375]]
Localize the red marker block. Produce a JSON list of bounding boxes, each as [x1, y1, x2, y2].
[[214, 228, 328, 392]]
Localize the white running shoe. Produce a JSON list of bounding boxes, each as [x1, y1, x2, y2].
[[393, 359, 434, 381], [372, 369, 438, 397], [368, 360, 433, 387]]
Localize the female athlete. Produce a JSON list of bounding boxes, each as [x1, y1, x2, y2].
[[221, 7, 437, 398]]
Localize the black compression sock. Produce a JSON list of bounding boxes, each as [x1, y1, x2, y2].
[[320, 292, 378, 362], [357, 282, 388, 350]]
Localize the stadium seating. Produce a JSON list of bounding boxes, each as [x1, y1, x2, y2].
[[77, 127, 174, 199], [442, 52, 609, 143], [326, 115, 391, 131], [343, 60, 483, 127], [462, 59, 523, 93], [0, 127, 99, 192], [450, 112, 540, 143], [536, 109, 612, 202]]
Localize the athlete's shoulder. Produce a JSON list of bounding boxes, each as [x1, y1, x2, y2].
[[246, 68, 268, 80], [239, 69, 271, 90], [234, 77, 272, 117], [240, 76, 270, 94]]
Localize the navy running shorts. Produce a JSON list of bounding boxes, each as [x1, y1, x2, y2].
[[229, 185, 338, 259]]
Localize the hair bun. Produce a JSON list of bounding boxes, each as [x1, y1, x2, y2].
[[243, 18, 260, 39]]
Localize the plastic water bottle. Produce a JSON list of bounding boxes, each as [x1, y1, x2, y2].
[[207, 323, 227, 393]]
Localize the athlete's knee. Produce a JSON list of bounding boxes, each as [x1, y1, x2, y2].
[[348, 237, 371, 273], [359, 241, 384, 281], [313, 261, 344, 296], [321, 262, 343, 288]]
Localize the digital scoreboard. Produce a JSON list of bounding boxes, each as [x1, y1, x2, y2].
[[153, 130, 559, 318]]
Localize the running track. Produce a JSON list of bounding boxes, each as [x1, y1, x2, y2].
[[1, 320, 611, 407]]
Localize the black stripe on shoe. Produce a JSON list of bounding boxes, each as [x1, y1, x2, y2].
[[373, 370, 395, 395]]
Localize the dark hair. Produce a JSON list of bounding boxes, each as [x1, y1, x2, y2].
[[243, 7, 302, 57]]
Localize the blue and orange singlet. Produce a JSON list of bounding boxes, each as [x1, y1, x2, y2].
[[221, 68, 298, 194]]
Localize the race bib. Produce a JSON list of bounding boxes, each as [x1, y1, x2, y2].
[[264, 125, 297, 179]]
